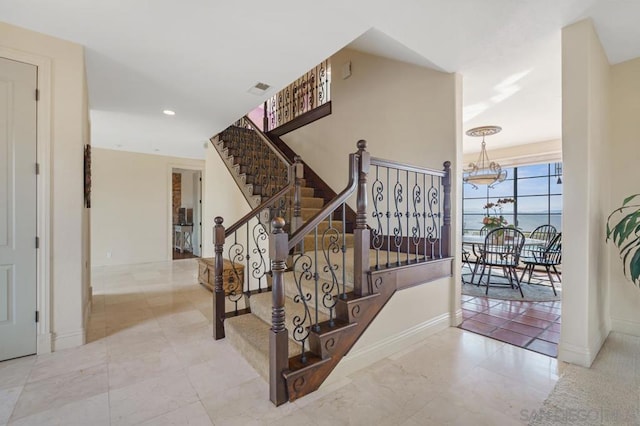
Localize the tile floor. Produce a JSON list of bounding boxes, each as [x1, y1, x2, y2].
[[459, 295, 561, 357], [0, 259, 561, 425]]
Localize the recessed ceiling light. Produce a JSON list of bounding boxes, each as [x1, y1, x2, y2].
[[154, 149, 160, 152], [247, 82, 271, 96], [163, 110, 176, 116]]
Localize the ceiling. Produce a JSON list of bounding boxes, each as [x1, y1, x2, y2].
[[1, 0, 639, 159]]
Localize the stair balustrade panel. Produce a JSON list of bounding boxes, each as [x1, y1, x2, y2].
[[369, 158, 449, 269], [289, 202, 350, 362], [218, 116, 290, 202], [265, 58, 331, 132]]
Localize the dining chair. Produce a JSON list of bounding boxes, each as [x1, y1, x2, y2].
[[520, 232, 562, 296], [475, 227, 526, 297], [461, 247, 472, 284], [522, 224, 557, 259]]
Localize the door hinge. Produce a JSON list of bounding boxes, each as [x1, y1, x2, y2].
[[35, 89, 40, 101], [35, 311, 39, 323], [199, 199, 201, 204], [35, 236, 40, 249], [35, 163, 40, 175]]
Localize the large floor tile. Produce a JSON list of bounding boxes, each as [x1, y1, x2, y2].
[[8, 392, 109, 426], [0, 357, 35, 391], [109, 370, 199, 426], [10, 364, 108, 421], [137, 401, 212, 426], [0, 387, 22, 425], [27, 341, 107, 383]]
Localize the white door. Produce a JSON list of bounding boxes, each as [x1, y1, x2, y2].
[[0, 57, 37, 361]]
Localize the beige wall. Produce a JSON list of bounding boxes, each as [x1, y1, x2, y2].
[[560, 19, 611, 366], [91, 149, 203, 266], [0, 22, 90, 350], [609, 57, 640, 335], [282, 48, 462, 361], [201, 141, 252, 258]]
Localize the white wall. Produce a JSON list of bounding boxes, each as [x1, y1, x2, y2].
[[92, 148, 203, 266], [609, 56, 640, 335], [281, 48, 462, 362], [560, 19, 611, 366], [0, 22, 90, 350], [463, 139, 562, 168]]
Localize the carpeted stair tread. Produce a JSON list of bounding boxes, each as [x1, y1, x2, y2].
[[302, 233, 355, 251], [249, 292, 330, 341], [301, 207, 323, 220], [291, 249, 380, 288], [300, 187, 315, 197], [225, 313, 302, 381], [299, 197, 324, 209]]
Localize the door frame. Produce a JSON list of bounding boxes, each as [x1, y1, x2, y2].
[[166, 164, 205, 260], [0, 47, 53, 354]]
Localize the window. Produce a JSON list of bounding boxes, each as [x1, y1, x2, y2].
[[463, 163, 562, 234]]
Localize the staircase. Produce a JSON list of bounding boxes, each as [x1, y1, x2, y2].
[[210, 116, 453, 405]]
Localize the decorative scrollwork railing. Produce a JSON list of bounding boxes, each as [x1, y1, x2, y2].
[[265, 59, 331, 132], [212, 157, 304, 339], [218, 116, 291, 202], [369, 158, 450, 269]]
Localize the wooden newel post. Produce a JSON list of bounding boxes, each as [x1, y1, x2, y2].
[[354, 140, 371, 296], [269, 217, 289, 406], [292, 156, 304, 237], [213, 216, 226, 340], [442, 161, 452, 257]]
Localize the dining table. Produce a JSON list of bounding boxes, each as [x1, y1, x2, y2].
[[462, 234, 547, 246]]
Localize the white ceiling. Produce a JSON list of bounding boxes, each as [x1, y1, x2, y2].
[[1, 0, 639, 159]]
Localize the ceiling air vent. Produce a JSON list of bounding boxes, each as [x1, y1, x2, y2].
[[248, 82, 271, 95]]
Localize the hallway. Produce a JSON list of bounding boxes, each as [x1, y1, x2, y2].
[[0, 259, 571, 424]]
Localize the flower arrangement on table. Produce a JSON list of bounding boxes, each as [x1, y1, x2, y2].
[[482, 198, 515, 229]]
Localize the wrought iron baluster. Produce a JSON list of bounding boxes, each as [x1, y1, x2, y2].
[[313, 227, 320, 332], [291, 253, 312, 364], [393, 168, 403, 265], [251, 219, 268, 292], [321, 214, 340, 327], [371, 165, 384, 269], [406, 170, 410, 263], [227, 231, 245, 313], [341, 203, 347, 299], [386, 166, 390, 267], [412, 171, 421, 262], [423, 173, 427, 259], [427, 175, 439, 260]]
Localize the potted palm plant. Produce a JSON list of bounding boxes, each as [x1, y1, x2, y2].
[[606, 193, 640, 287]]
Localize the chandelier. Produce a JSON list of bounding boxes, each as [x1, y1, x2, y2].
[[463, 125, 507, 189]]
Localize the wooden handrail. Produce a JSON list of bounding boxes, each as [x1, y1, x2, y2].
[[370, 157, 446, 177]]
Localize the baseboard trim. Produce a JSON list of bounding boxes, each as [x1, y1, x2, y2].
[[611, 317, 640, 337], [52, 329, 86, 351], [83, 295, 92, 331], [452, 308, 463, 326], [558, 328, 609, 367], [325, 312, 449, 382], [37, 333, 52, 354]]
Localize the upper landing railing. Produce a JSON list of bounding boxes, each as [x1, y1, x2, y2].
[[264, 59, 331, 132]]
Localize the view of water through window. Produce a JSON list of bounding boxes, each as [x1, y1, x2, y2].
[[463, 163, 563, 233]]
